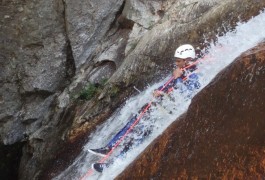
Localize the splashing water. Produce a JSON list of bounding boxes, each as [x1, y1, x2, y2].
[[54, 10, 265, 180]]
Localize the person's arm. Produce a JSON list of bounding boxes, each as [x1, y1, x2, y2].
[[153, 67, 183, 97], [172, 67, 183, 79]]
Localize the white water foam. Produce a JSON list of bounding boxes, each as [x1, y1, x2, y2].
[[54, 10, 265, 180]]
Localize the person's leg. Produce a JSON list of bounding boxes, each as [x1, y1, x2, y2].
[[106, 103, 151, 148], [91, 106, 155, 171], [106, 115, 137, 148], [88, 115, 137, 156], [118, 122, 154, 157], [88, 103, 151, 157]]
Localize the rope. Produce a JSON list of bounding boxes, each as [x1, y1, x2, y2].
[[80, 58, 203, 179]]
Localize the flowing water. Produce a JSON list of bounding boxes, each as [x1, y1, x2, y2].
[[55, 10, 265, 180]]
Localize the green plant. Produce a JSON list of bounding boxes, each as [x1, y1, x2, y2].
[[78, 78, 108, 100], [78, 83, 98, 100]]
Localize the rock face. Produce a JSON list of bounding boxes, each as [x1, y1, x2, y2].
[[1, 0, 265, 179], [0, 0, 68, 145], [64, 0, 124, 68], [117, 42, 265, 179]]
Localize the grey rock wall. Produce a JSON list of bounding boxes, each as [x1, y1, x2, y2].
[[0, 0, 68, 145], [64, 0, 124, 68]]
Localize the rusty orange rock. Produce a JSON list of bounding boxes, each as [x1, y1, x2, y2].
[[117, 42, 265, 179]]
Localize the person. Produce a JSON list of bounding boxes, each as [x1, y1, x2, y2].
[[153, 44, 200, 98], [88, 44, 201, 173]]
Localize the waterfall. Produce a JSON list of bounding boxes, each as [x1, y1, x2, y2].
[[55, 10, 265, 180]]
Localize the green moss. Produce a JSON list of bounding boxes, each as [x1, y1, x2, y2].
[[78, 83, 98, 100], [78, 78, 108, 100]]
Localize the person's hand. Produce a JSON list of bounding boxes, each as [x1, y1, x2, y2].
[[153, 90, 161, 97], [173, 67, 183, 79]]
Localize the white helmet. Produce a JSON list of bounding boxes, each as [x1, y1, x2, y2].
[[174, 44, 195, 59]]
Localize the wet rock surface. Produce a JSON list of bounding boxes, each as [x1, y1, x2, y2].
[[117, 42, 265, 179]]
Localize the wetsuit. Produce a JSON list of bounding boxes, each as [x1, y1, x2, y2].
[[106, 63, 200, 152], [157, 63, 200, 95]]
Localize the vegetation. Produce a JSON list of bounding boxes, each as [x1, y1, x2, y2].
[[78, 79, 108, 100]]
